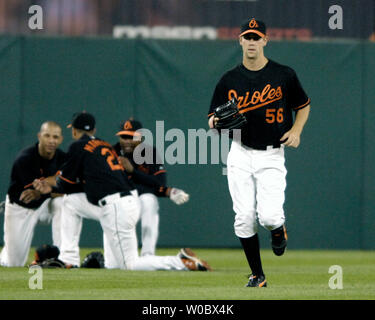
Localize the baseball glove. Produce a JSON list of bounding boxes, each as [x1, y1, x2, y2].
[[214, 98, 247, 132], [81, 251, 105, 268]]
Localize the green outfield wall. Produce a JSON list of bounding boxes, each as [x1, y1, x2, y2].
[[0, 36, 374, 250]]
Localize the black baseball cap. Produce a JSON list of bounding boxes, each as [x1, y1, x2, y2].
[[116, 118, 143, 137], [239, 18, 266, 38], [67, 112, 96, 131]]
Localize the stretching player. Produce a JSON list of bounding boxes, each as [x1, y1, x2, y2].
[[34, 112, 210, 271], [208, 18, 310, 287], [0, 121, 66, 267], [113, 118, 189, 256]]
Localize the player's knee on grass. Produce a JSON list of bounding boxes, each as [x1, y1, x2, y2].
[[7, 247, 28, 267]]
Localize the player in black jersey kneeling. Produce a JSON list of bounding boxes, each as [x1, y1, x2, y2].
[[34, 112, 211, 271], [113, 117, 189, 257]]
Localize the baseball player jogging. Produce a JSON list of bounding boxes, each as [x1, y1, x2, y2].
[[208, 18, 310, 287], [0, 121, 66, 267], [34, 112, 211, 271], [113, 118, 189, 257]]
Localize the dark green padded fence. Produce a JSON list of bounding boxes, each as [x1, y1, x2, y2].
[[0, 35, 374, 249]]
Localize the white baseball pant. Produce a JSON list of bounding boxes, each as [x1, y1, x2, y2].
[[0, 195, 62, 267], [139, 193, 159, 256], [60, 192, 186, 270], [58, 193, 101, 266], [227, 141, 287, 238]]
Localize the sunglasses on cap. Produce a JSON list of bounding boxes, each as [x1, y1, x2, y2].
[[243, 33, 262, 41], [120, 135, 134, 139], [119, 134, 143, 142]]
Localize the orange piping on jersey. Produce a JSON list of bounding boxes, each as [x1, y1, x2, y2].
[[207, 112, 214, 118], [59, 175, 77, 184], [239, 96, 283, 114], [293, 98, 310, 110], [153, 170, 166, 176]]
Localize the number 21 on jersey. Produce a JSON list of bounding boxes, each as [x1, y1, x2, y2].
[[101, 147, 123, 171]]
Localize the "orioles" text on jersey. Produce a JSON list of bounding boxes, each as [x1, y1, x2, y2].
[[228, 84, 283, 113]]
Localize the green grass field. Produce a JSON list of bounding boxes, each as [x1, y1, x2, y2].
[[0, 248, 374, 300]]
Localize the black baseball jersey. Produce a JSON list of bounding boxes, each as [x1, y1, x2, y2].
[[113, 142, 168, 197], [54, 134, 135, 205], [208, 60, 310, 149], [7, 143, 67, 209]]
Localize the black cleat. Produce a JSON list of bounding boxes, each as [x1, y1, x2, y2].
[[271, 225, 288, 256], [246, 274, 267, 287]]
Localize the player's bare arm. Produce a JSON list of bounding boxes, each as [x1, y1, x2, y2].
[[44, 174, 66, 198], [280, 105, 310, 148], [19, 172, 61, 203], [44, 175, 57, 186], [33, 179, 53, 194]]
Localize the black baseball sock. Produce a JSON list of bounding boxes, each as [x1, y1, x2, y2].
[[271, 225, 284, 237], [239, 234, 264, 277]]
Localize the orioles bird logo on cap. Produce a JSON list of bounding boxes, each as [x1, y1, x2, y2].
[[249, 18, 258, 28], [124, 121, 133, 130]]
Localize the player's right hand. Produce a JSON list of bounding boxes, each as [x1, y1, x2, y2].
[[119, 156, 134, 173], [33, 179, 53, 194], [169, 188, 190, 205]]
